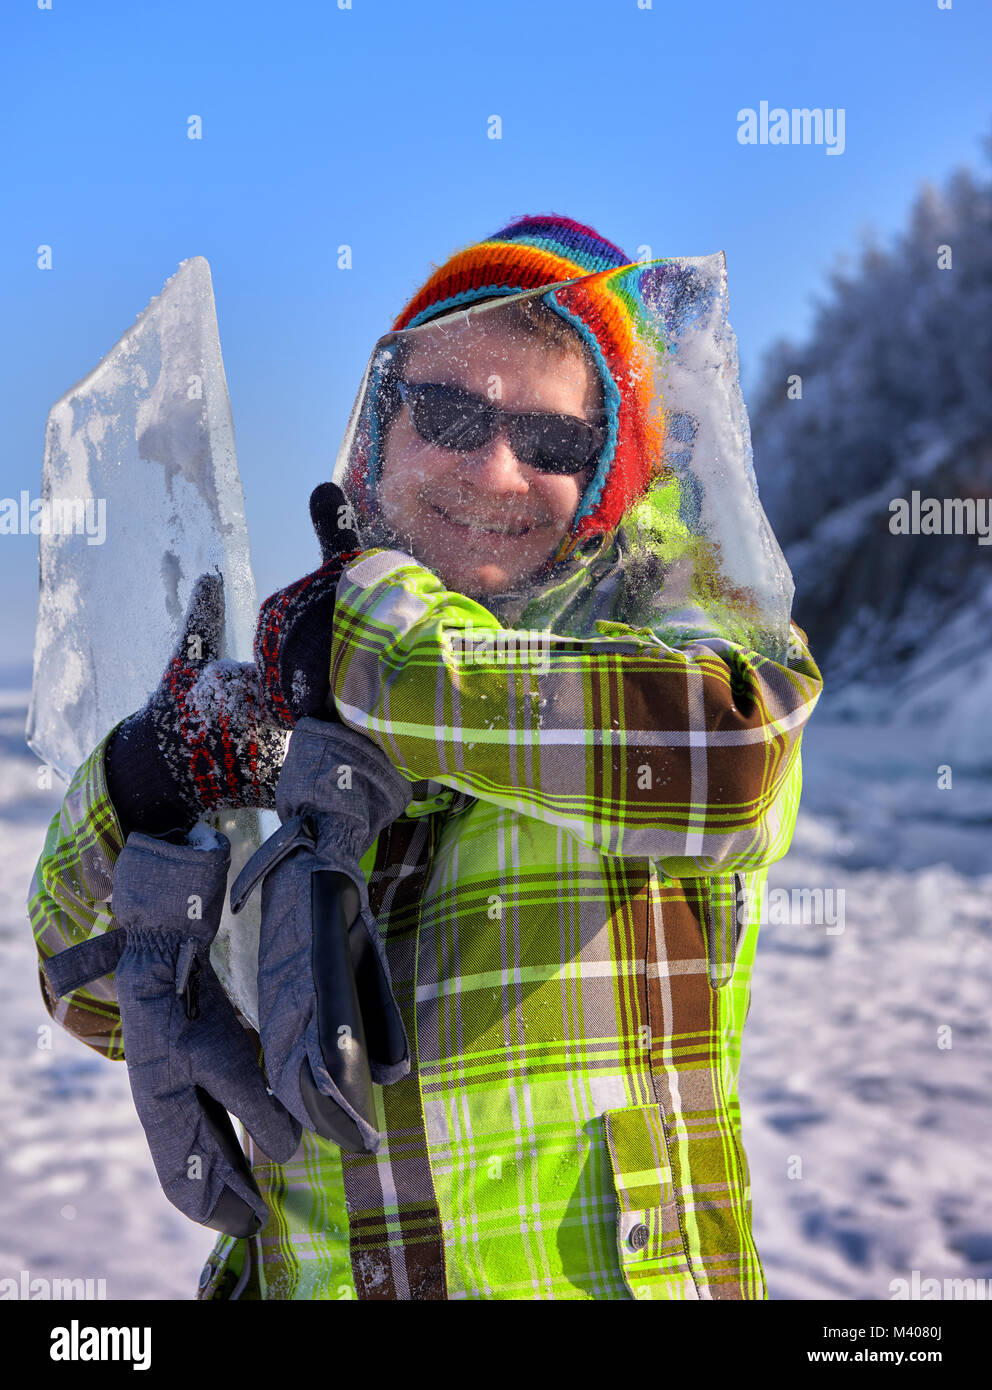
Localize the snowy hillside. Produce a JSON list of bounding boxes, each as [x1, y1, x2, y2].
[[749, 148, 992, 733], [1, 685, 989, 1300]]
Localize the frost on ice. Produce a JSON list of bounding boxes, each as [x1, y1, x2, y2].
[[25, 256, 269, 1026]]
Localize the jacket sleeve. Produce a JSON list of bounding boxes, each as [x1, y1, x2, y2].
[[329, 549, 823, 875], [27, 725, 127, 1060]]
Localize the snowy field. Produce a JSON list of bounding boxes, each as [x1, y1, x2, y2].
[[1, 686, 989, 1301], [0, 690, 210, 1300], [742, 715, 992, 1300]]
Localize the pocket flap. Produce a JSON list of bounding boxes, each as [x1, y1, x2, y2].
[[705, 872, 748, 988], [602, 1104, 699, 1301], [603, 1104, 675, 1211]]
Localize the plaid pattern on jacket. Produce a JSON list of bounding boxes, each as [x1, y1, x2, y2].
[[27, 547, 822, 1300]]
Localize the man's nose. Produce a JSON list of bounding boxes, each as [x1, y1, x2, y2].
[[458, 431, 530, 492]]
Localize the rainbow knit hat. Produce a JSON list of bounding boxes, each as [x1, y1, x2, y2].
[[354, 215, 666, 569], [392, 214, 634, 330]]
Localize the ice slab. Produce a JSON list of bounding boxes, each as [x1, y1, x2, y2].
[[26, 257, 269, 1026]]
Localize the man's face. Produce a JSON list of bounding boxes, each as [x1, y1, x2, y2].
[[376, 317, 600, 596]]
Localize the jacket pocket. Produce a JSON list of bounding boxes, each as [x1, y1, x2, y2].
[[703, 872, 748, 990], [602, 1104, 699, 1301]]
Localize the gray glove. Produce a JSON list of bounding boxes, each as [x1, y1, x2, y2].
[[44, 828, 301, 1236], [230, 717, 413, 1153]]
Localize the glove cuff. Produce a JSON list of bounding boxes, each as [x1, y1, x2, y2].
[[111, 828, 232, 945], [274, 718, 412, 841]]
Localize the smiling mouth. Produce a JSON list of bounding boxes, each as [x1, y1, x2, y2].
[[429, 504, 532, 538]]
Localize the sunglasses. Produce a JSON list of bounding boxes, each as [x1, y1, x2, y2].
[[392, 379, 605, 476]]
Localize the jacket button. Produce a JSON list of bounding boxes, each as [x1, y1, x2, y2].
[[629, 1223, 649, 1251], [198, 1261, 215, 1290]]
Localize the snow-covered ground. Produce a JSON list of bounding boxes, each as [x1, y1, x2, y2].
[[1, 687, 989, 1301], [0, 691, 211, 1300], [742, 715, 992, 1300]]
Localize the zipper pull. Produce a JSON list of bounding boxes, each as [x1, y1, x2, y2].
[[176, 939, 202, 1021]]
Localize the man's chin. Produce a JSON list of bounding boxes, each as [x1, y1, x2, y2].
[[440, 562, 516, 598], [388, 529, 545, 596]]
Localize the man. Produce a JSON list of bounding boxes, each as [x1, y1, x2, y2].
[[30, 214, 822, 1299]]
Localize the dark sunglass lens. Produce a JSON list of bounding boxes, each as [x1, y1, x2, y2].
[[401, 381, 603, 472], [514, 416, 602, 474], [409, 384, 494, 452]]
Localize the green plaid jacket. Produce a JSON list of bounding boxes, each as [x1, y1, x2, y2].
[[28, 547, 822, 1301]]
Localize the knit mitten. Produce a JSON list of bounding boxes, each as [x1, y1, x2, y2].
[[106, 573, 287, 837], [254, 483, 364, 729]]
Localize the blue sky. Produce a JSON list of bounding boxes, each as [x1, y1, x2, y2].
[[2, 0, 990, 673]]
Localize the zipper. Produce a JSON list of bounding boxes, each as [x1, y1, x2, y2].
[[734, 872, 746, 948], [176, 938, 202, 1020], [705, 872, 747, 990]]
